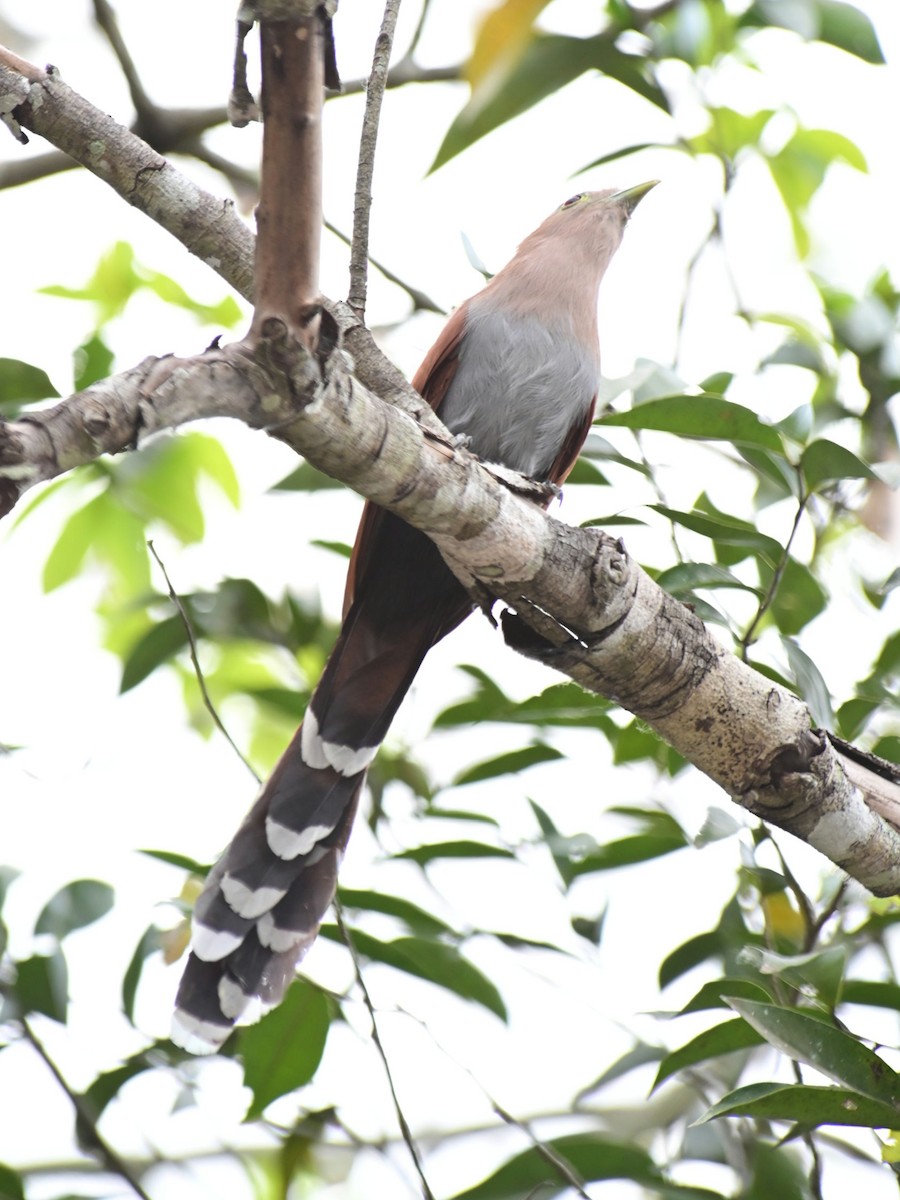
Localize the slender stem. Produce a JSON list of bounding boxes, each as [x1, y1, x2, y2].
[[493, 1102, 591, 1200], [348, 0, 404, 319], [334, 900, 435, 1200], [403, 0, 434, 61], [147, 540, 259, 782], [23, 1018, 155, 1200], [336, 59, 460, 96], [92, 0, 155, 119], [740, 488, 808, 657]]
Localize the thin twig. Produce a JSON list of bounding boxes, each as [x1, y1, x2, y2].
[[768, 831, 816, 942], [92, 0, 155, 119], [348, 0, 404, 319], [493, 1102, 591, 1200], [392, 1001, 597, 1199], [337, 60, 460, 98], [808, 878, 848, 947], [400, 0, 435, 64], [740, 488, 808, 657], [334, 899, 436, 1200], [22, 1017, 155, 1200], [147, 540, 259, 783]]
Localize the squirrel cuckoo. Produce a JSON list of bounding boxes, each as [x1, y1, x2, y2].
[[172, 183, 656, 1053]]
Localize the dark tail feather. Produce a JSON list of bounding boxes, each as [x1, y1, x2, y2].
[[171, 513, 473, 1054], [172, 785, 360, 1053]]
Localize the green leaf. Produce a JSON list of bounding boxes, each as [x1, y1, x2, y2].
[[138, 847, 212, 875], [597, 394, 785, 453], [0, 866, 19, 914], [660, 931, 726, 989], [73, 333, 114, 391], [311, 538, 352, 559], [0, 357, 60, 412], [35, 880, 114, 940], [188, 432, 240, 506], [801, 438, 874, 489], [655, 561, 757, 597], [766, 126, 867, 251], [727, 998, 900, 1105], [767, 557, 828, 636], [697, 1080, 900, 1130], [425, 806, 499, 826], [578, 1041, 666, 1099], [142, 271, 243, 327], [449, 1131, 717, 1200], [565, 457, 609, 485], [125, 439, 205, 543], [580, 513, 648, 529], [652, 505, 784, 565], [653, 1018, 764, 1092], [679, 978, 772, 1014], [842, 979, 900, 1014], [530, 799, 578, 887], [693, 105, 776, 159], [743, 0, 884, 63], [270, 461, 342, 491], [119, 616, 189, 693], [434, 667, 515, 727], [818, 0, 886, 64], [13, 952, 69, 1022], [122, 926, 161, 1024], [575, 141, 672, 175], [240, 979, 331, 1119], [337, 888, 456, 937], [79, 1052, 157, 1131], [569, 833, 686, 877], [452, 743, 562, 786], [393, 840, 516, 865], [432, 34, 666, 171], [503, 682, 613, 728], [782, 635, 834, 727], [762, 337, 828, 374], [41, 241, 141, 323], [42, 494, 103, 591], [329, 929, 507, 1021], [693, 807, 742, 846], [741, 945, 848, 1008], [0, 1164, 25, 1200]]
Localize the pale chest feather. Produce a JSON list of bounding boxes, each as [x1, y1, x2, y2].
[[437, 301, 600, 480]]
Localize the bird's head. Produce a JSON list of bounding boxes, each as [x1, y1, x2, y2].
[[508, 181, 658, 283], [551, 180, 657, 245]]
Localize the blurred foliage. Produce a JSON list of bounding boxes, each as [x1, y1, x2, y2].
[[3, 1, 900, 1199]]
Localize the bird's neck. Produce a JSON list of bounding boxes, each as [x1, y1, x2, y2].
[[482, 238, 607, 350]]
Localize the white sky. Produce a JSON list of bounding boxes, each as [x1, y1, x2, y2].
[[2, 2, 900, 1198]]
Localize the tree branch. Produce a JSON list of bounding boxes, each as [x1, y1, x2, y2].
[[250, 9, 326, 343], [2, 43, 900, 900], [0, 47, 254, 300]]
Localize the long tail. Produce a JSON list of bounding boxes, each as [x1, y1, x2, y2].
[[172, 510, 471, 1053]]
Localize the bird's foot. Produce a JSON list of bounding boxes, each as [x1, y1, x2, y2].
[[483, 463, 561, 506]]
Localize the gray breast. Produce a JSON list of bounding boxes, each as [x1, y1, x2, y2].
[[437, 302, 599, 479]]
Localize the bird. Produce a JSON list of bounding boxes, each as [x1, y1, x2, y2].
[[171, 183, 656, 1054]]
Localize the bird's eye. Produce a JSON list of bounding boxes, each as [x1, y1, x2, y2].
[[560, 193, 585, 210]]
